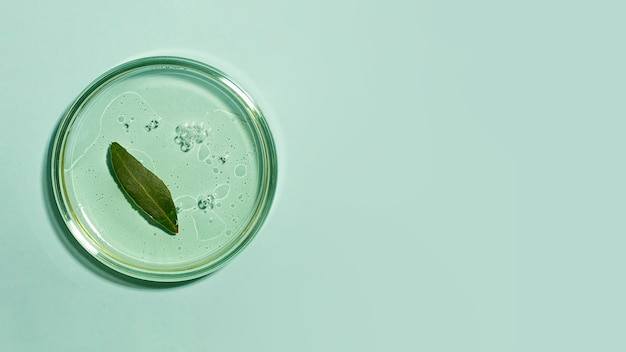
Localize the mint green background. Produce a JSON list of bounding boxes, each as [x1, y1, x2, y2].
[[1, 0, 624, 351]]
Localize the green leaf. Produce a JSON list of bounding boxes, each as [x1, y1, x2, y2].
[[108, 142, 178, 234]]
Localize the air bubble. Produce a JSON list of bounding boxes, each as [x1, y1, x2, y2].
[[218, 152, 230, 164], [213, 184, 230, 199], [181, 141, 193, 152], [234, 164, 247, 177], [145, 119, 159, 132], [197, 194, 215, 210], [175, 195, 196, 211], [174, 122, 209, 151], [198, 144, 210, 160]]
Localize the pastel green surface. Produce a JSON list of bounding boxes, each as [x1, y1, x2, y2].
[[1, 0, 625, 351]]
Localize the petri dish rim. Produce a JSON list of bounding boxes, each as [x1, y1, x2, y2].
[[50, 56, 277, 282]]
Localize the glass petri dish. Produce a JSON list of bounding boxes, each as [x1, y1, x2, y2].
[[51, 57, 277, 282]]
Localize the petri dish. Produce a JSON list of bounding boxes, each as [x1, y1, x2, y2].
[[51, 56, 277, 282]]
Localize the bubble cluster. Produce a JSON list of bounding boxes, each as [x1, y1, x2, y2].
[[197, 194, 216, 210], [145, 119, 159, 132], [174, 122, 210, 152], [116, 114, 135, 133]]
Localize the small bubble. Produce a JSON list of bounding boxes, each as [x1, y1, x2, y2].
[[225, 229, 232, 236], [218, 152, 230, 164], [198, 144, 210, 160], [181, 141, 193, 152], [234, 164, 247, 177], [197, 195, 215, 210], [145, 120, 158, 132], [212, 167, 219, 174], [213, 184, 230, 199]]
